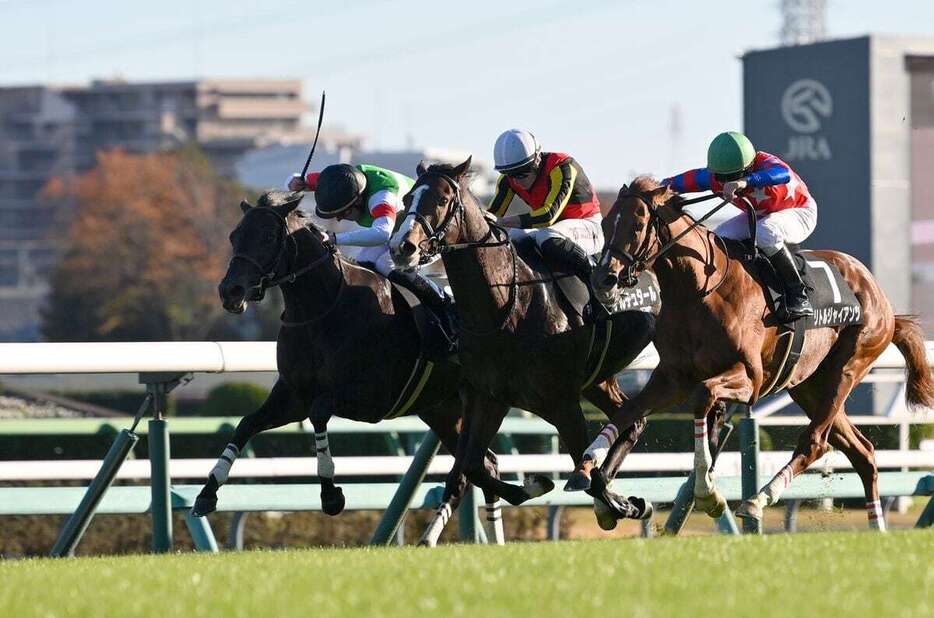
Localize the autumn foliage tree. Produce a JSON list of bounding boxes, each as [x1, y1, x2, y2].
[[40, 147, 264, 341]]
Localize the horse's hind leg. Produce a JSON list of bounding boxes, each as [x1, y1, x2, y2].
[[829, 415, 884, 530], [737, 330, 875, 522], [192, 379, 304, 516]]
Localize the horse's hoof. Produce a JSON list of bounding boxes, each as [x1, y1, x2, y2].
[[735, 497, 763, 522], [630, 496, 654, 520], [564, 471, 591, 492], [321, 487, 346, 516], [523, 474, 555, 499], [190, 494, 217, 517], [694, 490, 727, 518], [593, 498, 618, 531]]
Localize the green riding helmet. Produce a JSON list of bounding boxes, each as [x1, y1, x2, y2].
[[707, 131, 756, 176]]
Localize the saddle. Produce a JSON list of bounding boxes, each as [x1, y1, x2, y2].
[[737, 241, 863, 396], [514, 238, 661, 324]]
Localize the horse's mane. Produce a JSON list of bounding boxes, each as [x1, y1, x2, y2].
[[627, 175, 695, 221]]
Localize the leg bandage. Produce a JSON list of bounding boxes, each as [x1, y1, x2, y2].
[[315, 432, 335, 479], [210, 443, 240, 485], [693, 419, 715, 496], [761, 464, 794, 506], [866, 500, 886, 532], [584, 424, 619, 468], [483, 501, 505, 545], [420, 502, 453, 546]]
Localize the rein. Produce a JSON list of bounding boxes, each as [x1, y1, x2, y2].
[[607, 191, 732, 297], [409, 172, 519, 334], [230, 207, 345, 324]]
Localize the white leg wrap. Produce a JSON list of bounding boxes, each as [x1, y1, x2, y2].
[[314, 432, 335, 479], [693, 419, 715, 496], [483, 502, 505, 545], [584, 424, 619, 468], [866, 500, 887, 532], [420, 502, 453, 546], [210, 443, 239, 485], [762, 464, 794, 506]]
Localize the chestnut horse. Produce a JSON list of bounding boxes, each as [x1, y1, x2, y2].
[[390, 159, 657, 538], [583, 176, 934, 529]]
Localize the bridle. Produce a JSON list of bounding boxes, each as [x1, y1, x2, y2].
[[602, 190, 731, 295], [228, 207, 343, 320], [405, 172, 511, 259], [404, 172, 519, 334]]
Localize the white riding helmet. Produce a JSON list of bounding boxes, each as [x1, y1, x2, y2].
[[493, 129, 540, 173]]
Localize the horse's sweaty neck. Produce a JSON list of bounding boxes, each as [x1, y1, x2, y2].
[[441, 190, 522, 332], [651, 203, 726, 301]]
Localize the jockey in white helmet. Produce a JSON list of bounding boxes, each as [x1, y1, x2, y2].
[[488, 129, 603, 279]]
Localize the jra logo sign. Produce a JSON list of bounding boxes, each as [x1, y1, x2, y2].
[[781, 79, 833, 161]]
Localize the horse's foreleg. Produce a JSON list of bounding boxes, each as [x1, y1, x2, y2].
[[419, 414, 469, 547], [479, 453, 505, 545], [575, 369, 683, 482], [192, 379, 301, 517], [689, 365, 754, 518], [460, 390, 551, 507], [309, 395, 344, 516]]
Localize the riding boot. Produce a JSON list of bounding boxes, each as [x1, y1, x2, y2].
[[388, 269, 458, 352], [767, 245, 813, 321], [539, 236, 594, 280]]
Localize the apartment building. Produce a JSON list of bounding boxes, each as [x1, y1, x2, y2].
[[0, 78, 354, 340]]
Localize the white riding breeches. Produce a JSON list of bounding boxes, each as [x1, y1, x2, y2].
[[507, 213, 604, 256], [356, 245, 394, 276], [713, 199, 817, 256]]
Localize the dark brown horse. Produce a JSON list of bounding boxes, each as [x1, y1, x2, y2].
[[389, 159, 657, 536], [192, 191, 502, 539], [583, 176, 934, 529]]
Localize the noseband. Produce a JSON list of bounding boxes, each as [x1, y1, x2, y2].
[[406, 173, 510, 260], [229, 208, 337, 300], [602, 190, 732, 295]]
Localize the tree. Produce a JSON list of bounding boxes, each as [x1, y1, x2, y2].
[[40, 147, 258, 341]]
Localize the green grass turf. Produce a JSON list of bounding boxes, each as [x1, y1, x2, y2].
[[1, 530, 931, 617]]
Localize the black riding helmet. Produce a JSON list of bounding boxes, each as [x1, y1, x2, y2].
[[315, 164, 367, 219]]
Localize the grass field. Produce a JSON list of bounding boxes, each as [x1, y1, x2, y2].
[[1, 531, 931, 617]]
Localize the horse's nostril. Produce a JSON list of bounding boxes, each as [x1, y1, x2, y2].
[[401, 241, 417, 257], [601, 275, 618, 288]]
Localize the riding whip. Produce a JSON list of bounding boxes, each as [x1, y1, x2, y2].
[[300, 91, 327, 178]]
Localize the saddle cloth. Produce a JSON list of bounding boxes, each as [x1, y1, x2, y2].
[[741, 245, 863, 329], [516, 239, 661, 322]]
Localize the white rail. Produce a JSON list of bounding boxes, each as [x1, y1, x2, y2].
[[0, 341, 931, 375], [3, 450, 931, 483]]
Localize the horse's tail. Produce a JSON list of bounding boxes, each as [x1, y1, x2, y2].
[[892, 315, 934, 410]]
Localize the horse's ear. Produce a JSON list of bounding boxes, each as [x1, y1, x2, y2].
[[240, 200, 253, 214], [451, 156, 472, 179], [271, 193, 304, 217], [617, 184, 629, 198], [648, 184, 669, 201], [416, 160, 429, 177]]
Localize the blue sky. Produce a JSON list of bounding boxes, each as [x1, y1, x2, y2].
[[2, 0, 933, 188]]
